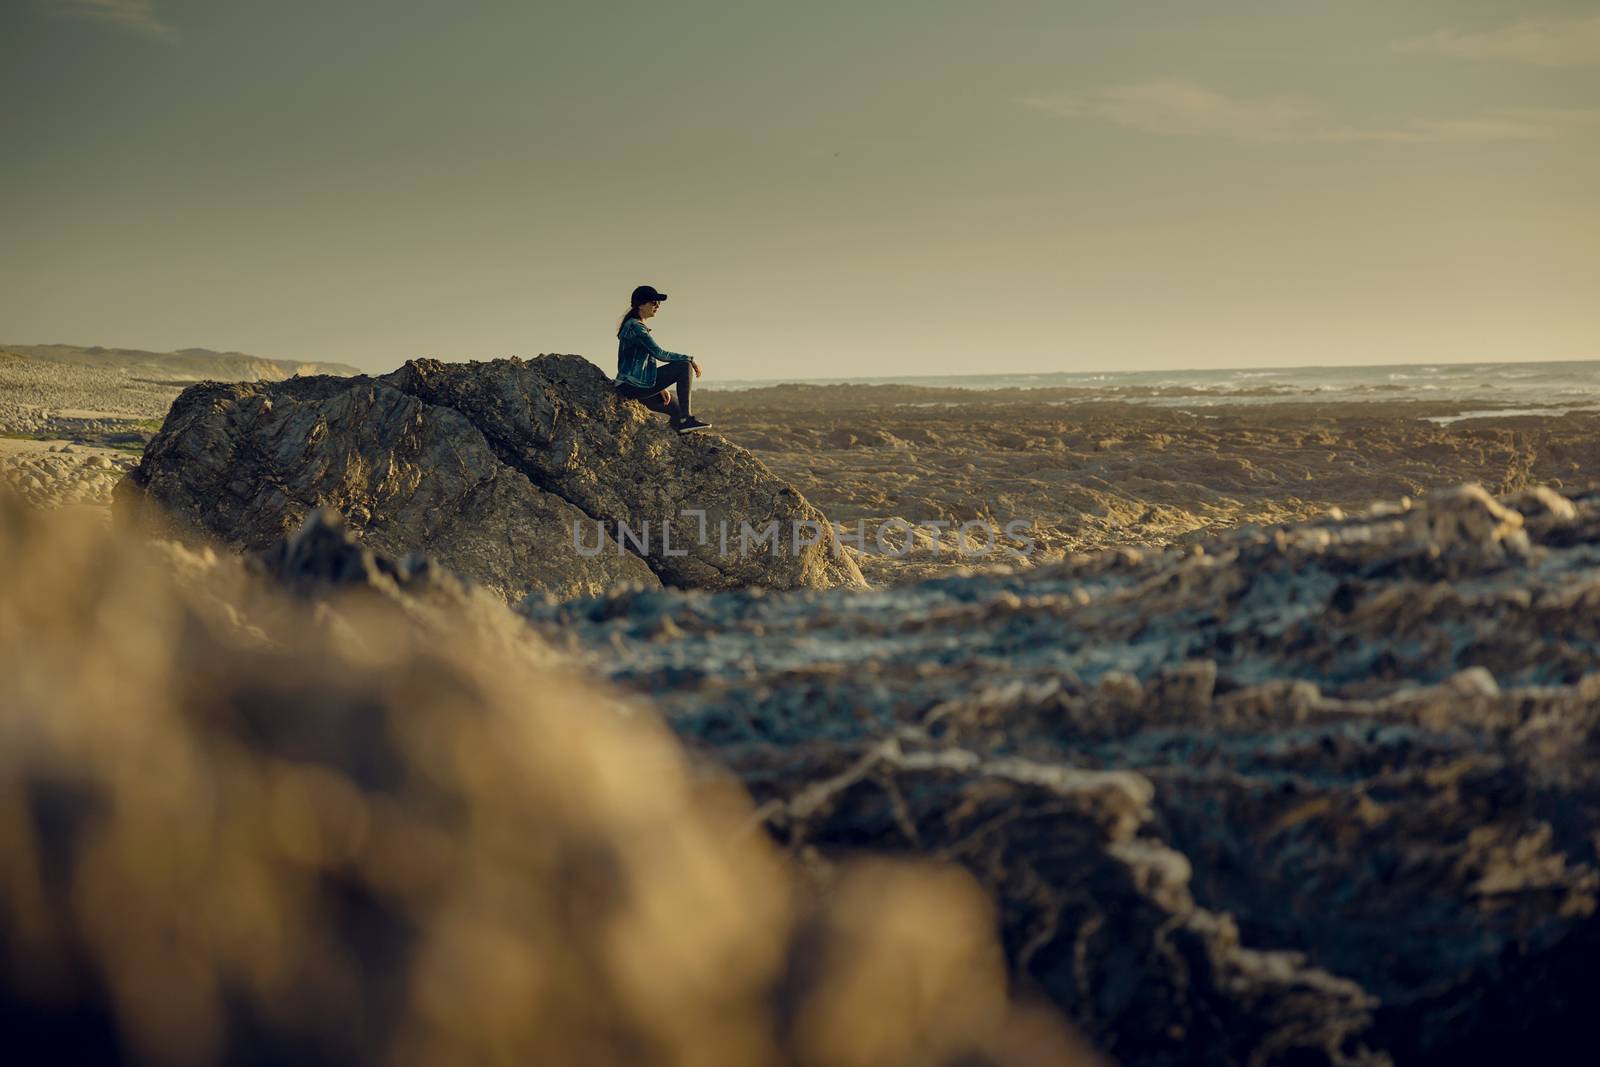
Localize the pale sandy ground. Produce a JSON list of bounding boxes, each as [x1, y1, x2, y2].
[[0, 437, 128, 456], [0, 350, 166, 512], [55, 407, 149, 420], [0, 439, 138, 514]]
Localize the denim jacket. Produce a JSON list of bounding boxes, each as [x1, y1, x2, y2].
[[615, 318, 692, 388]]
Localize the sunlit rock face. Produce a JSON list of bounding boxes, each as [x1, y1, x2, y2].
[[115, 355, 863, 602]]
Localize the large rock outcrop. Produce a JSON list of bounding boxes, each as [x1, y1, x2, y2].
[[382, 357, 863, 591], [528, 484, 1600, 1065], [115, 356, 863, 601]]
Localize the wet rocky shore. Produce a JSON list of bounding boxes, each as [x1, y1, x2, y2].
[[526, 483, 1600, 1064], [8, 347, 1600, 1063]]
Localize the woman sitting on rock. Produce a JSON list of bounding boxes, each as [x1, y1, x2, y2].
[[614, 285, 711, 433]]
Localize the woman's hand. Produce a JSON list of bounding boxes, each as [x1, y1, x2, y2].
[[691, 359, 702, 380]]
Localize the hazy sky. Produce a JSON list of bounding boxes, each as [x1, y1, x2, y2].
[[2, 1, 1595, 378]]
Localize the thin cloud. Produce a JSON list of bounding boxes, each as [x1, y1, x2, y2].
[[1022, 82, 1313, 142], [43, 0, 177, 42], [1021, 82, 1600, 144], [1396, 17, 1600, 67], [1314, 108, 1600, 144]]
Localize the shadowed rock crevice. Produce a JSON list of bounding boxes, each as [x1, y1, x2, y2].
[[735, 739, 1385, 1066]]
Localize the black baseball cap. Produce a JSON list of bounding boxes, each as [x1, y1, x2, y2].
[[631, 285, 668, 305]]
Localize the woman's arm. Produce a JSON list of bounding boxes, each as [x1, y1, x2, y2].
[[628, 321, 693, 364]]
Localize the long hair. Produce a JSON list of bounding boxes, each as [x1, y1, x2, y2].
[[617, 304, 643, 338]]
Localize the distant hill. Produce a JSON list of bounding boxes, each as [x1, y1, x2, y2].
[[2, 344, 362, 382]]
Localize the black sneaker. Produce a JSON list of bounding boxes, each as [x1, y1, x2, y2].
[[676, 416, 713, 434]]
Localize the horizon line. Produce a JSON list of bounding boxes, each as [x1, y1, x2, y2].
[[6, 340, 1597, 382]]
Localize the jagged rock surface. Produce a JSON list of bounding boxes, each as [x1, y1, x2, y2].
[[251, 506, 467, 597], [526, 484, 1600, 1065], [116, 357, 862, 599], [382, 356, 864, 591], [115, 373, 653, 601]]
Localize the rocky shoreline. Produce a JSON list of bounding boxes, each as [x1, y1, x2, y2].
[[526, 482, 1600, 1064], [698, 384, 1600, 584], [8, 474, 1596, 1065], [7, 347, 1600, 1063], [12, 343, 1600, 588]]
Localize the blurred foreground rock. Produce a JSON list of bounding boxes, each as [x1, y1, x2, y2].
[[0, 494, 1088, 1067], [529, 483, 1600, 1065], [114, 356, 864, 601]]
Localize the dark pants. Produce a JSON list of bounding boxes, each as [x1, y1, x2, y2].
[[616, 361, 692, 419]]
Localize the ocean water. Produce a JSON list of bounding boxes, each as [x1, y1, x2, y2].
[[706, 359, 1600, 414]]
